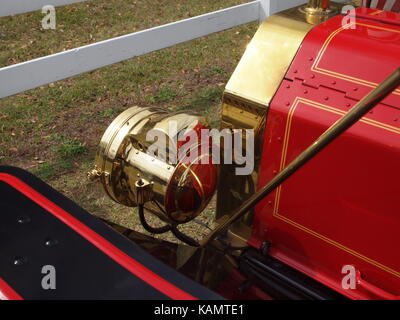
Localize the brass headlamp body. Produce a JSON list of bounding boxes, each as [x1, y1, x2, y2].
[[90, 106, 218, 224], [91, 0, 351, 241]]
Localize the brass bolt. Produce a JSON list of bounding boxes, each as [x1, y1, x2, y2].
[[87, 168, 102, 181]]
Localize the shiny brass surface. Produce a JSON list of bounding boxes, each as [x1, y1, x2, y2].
[[307, 0, 330, 9], [135, 179, 153, 205], [93, 106, 218, 224], [205, 68, 400, 248], [225, 4, 341, 107], [301, 0, 337, 15], [217, 2, 347, 240], [92, 1, 355, 243]]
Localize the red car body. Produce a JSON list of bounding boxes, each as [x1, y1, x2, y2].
[[251, 8, 400, 299]]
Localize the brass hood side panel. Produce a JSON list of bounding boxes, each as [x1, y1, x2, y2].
[[217, 3, 347, 238], [225, 5, 343, 107]]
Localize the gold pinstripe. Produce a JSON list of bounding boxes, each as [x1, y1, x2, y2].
[[311, 23, 400, 96], [272, 96, 400, 278]]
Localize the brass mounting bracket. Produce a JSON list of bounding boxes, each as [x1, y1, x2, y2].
[[134, 178, 153, 205]]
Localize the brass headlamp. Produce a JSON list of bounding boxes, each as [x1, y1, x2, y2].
[[90, 106, 218, 224]]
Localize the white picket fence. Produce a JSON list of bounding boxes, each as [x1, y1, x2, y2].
[[0, 0, 346, 99]]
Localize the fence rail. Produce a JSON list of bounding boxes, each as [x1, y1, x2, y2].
[[0, 0, 88, 17], [0, 0, 347, 99]]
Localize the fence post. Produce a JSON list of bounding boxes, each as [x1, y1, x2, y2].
[[259, 0, 271, 23]]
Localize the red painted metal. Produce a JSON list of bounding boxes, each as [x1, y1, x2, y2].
[[357, 7, 400, 23], [250, 10, 400, 300], [0, 278, 23, 300], [0, 173, 197, 300], [285, 8, 400, 108]]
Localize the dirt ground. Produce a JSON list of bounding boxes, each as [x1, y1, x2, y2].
[[0, 0, 257, 243]]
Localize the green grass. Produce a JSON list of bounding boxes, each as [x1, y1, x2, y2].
[[55, 139, 87, 159], [150, 87, 178, 103], [35, 136, 87, 180], [190, 87, 225, 110], [0, 0, 257, 242], [36, 162, 57, 180], [99, 108, 119, 118], [211, 66, 226, 74]]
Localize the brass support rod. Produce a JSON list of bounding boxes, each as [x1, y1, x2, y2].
[[201, 67, 400, 248]]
